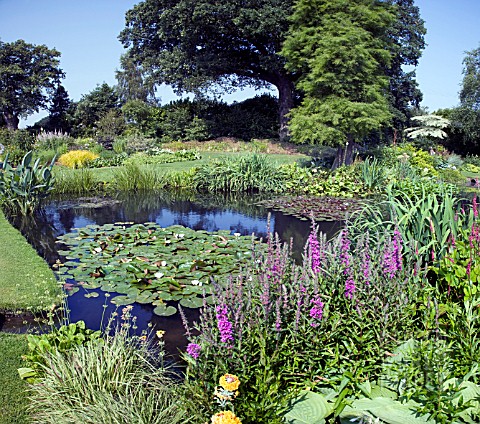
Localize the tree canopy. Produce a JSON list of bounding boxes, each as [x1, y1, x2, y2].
[[450, 45, 480, 152], [0, 39, 64, 130], [282, 0, 394, 153], [119, 0, 295, 140]]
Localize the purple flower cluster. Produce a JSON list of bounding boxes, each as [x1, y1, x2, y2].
[[308, 230, 321, 274], [383, 228, 403, 279], [340, 229, 356, 298], [309, 295, 324, 327], [216, 304, 234, 344], [186, 342, 201, 359]]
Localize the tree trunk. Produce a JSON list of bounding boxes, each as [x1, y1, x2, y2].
[[331, 135, 357, 170], [276, 75, 295, 143], [2, 111, 19, 130]]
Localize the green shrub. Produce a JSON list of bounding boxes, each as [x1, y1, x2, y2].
[[89, 152, 128, 168], [112, 162, 161, 191], [0, 129, 35, 165], [58, 150, 99, 168], [123, 149, 200, 166], [0, 151, 56, 215]]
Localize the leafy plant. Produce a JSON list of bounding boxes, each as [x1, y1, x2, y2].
[[19, 320, 101, 382], [0, 151, 56, 215], [52, 168, 99, 194], [0, 128, 35, 165]]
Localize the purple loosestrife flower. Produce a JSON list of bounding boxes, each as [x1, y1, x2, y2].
[[345, 277, 356, 299], [340, 229, 356, 298], [308, 229, 321, 274], [383, 230, 402, 279], [309, 295, 324, 327], [216, 304, 234, 344], [186, 343, 201, 359]]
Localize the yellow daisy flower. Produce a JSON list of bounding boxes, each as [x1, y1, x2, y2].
[[219, 374, 240, 392]]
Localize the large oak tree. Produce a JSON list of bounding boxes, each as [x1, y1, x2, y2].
[[0, 39, 64, 130], [119, 0, 295, 141]]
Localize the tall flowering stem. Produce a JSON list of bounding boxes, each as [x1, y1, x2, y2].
[[216, 304, 234, 345], [340, 229, 356, 299]]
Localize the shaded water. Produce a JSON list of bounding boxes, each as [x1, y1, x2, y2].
[[3, 191, 341, 355]]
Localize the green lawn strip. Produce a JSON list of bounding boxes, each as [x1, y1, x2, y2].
[[0, 333, 29, 424], [0, 209, 61, 312], [54, 152, 306, 184]]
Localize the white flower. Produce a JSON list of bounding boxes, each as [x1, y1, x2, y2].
[[94, 247, 102, 253], [154, 272, 164, 279], [191, 279, 203, 286], [161, 260, 167, 267], [234, 232, 241, 237]]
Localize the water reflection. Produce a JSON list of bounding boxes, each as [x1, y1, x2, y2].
[[4, 191, 341, 355]]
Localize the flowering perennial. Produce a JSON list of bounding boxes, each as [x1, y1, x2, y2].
[[216, 305, 234, 344], [211, 410, 242, 424], [186, 342, 201, 359]]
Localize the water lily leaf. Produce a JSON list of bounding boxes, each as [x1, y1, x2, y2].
[[153, 304, 177, 316], [179, 296, 204, 308], [84, 292, 99, 298], [111, 295, 136, 306]]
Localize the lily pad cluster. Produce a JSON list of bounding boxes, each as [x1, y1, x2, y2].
[[257, 196, 365, 221], [55, 222, 258, 316]]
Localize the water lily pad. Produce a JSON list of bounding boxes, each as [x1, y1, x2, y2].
[[153, 304, 177, 316]]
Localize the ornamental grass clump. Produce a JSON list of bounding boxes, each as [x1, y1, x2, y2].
[[58, 149, 99, 168], [182, 222, 422, 423]]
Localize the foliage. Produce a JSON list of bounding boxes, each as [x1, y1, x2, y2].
[[359, 157, 388, 193], [95, 109, 126, 146], [0, 128, 35, 164], [194, 153, 284, 193], [281, 163, 368, 198], [430, 198, 480, 302], [34, 129, 73, 152], [450, 45, 480, 154], [383, 0, 426, 131], [71, 83, 120, 136], [349, 183, 465, 266], [89, 152, 128, 168], [52, 168, 99, 194], [123, 148, 200, 166], [404, 114, 450, 141], [0, 39, 64, 130], [0, 151, 56, 215], [58, 150, 99, 169], [112, 162, 162, 191], [182, 224, 421, 423], [120, 0, 295, 140], [282, 0, 394, 146], [26, 327, 188, 424], [55, 222, 257, 316], [19, 321, 102, 382]]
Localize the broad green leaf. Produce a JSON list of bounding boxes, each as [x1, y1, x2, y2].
[[284, 390, 332, 424]]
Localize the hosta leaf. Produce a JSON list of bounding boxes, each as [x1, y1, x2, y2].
[[284, 390, 332, 424]]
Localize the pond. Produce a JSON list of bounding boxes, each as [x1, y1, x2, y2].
[[3, 191, 341, 355]]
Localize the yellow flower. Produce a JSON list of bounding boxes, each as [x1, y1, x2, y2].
[[219, 374, 240, 392], [156, 330, 165, 339], [211, 410, 242, 424]]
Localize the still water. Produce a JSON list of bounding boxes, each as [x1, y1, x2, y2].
[[4, 191, 341, 354]]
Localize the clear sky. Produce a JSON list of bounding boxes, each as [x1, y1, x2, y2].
[[0, 0, 479, 127]]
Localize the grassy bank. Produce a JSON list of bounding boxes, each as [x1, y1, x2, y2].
[[0, 209, 60, 312], [0, 333, 29, 424]]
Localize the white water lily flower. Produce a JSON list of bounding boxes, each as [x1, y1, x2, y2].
[[161, 260, 167, 267], [154, 272, 164, 279], [191, 279, 203, 286], [94, 247, 102, 253], [234, 232, 241, 237]]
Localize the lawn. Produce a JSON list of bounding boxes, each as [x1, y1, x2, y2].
[[53, 151, 306, 184], [0, 209, 61, 312], [0, 333, 29, 424]]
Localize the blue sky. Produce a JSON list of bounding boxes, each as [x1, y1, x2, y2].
[[0, 0, 479, 127]]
